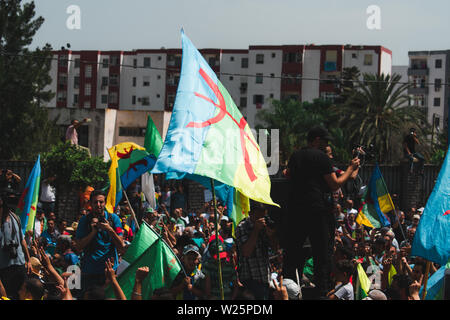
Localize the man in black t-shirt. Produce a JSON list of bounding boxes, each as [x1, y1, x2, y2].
[[281, 126, 360, 299]]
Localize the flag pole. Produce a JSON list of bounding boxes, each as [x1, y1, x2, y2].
[[210, 178, 225, 300], [421, 261, 432, 300], [122, 189, 140, 231], [378, 165, 407, 242]]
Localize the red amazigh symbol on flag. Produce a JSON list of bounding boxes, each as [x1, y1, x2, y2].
[[443, 210, 450, 216], [17, 187, 28, 211], [186, 68, 259, 182], [125, 159, 148, 179], [117, 147, 134, 159]]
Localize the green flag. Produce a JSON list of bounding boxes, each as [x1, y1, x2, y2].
[[144, 115, 163, 157], [105, 222, 182, 299]]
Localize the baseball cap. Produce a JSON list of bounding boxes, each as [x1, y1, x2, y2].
[[307, 126, 333, 142], [413, 214, 421, 220], [145, 207, 154, 213], [182, 244, 200, 257], [282, 278, 301, 300], [363, 289, 387, 300]]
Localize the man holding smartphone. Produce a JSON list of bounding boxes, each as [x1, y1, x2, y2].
[[75, 190, 124, 293]]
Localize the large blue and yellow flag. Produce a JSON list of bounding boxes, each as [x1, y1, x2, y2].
[[356, 164, 393, 229], [17, 155, 41, 234], [411, 150, 450, 266], [106, 142, 157, 213], [152, 30, 277, 208]]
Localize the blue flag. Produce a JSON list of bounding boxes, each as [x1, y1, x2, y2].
[[411, 150, 450, 265]]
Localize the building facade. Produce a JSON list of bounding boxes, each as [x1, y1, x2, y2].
[[44, 44, 392, 149], [408, 50, 450, 132]]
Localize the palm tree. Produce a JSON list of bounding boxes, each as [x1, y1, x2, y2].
[[337, 73, 429, 163]]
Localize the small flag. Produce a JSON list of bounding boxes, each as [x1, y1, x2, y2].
[[356, 164, 393, 228], [105, 222, 182, 299], [18, 155, 41, 234]]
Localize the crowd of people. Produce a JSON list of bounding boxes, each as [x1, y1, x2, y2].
[[0, 130, 442, 301]]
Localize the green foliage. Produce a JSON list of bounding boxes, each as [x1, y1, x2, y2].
[[335, 72, 429, 163], [256, 98, 336, 164], [0, 0, 60, 160], [42, 142, 109, 191]]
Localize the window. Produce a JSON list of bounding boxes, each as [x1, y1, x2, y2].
[[143, 76, 150, 86], [435, 59, 442, 69], [101, 94, 108, 104], [133, 59, 137, 68], [110, 56, 120, 66], [434, 97, 441, 107], [324, 50, 337, 71], [240, 97, 247, 108], [57, 91, 66, 102], [158, 56, 162, 61], [132, 77, 137, 87], [241, 57, 249, 68], [109, 92, 118, 104], [58, 55, 68, 67], [132, 96, 136, 105], [102, 59, 109, 68], [141, 97, 150, 106], [74, 76, 80, 89], [84, 84, 91, 96], [270, 93, 274, 98], [119, 127, 146, 137], [240, 82, 248, 93], [230, 56, 234, 62], [351, 53, 357, 59], [364, 54, 373, 66], [73, 94, 79, 105], [109, 74, 119, 86], [208, 57, 216, 68], [256, 54, 264, 64], [271, 53, 276, 58], [229, 76, 234, 81], [283, 52, 302, 63], [157, 75, 161, 80], [435, 78, 442, 92], [144, 57, 151, 68], [74, 58, 80, 68], [253, 94, 264, 104], [85, 65, 92, 78], [256, 73, 263, 84], [59, 74, 67, 88], [156, 94, 161, 98], [101, 77, 108, 87]]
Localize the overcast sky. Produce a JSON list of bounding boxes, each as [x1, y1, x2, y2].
[[30, 0, 450, 65]]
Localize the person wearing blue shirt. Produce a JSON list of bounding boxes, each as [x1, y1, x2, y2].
[[75, 190, 124, 294]]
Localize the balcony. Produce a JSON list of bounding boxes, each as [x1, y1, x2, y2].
[[408, 68, 429, 76], [408, 87, 429, 95]]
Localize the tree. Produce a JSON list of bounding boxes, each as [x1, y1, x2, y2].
[[42, 142, 109, 192], [336, 73, 429, 163], [0, 0, 60, 160], [256, 98, 337, 165]]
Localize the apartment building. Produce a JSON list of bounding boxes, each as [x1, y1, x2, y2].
[[408, 50, 450, 131], [44, 44, 392, 153]]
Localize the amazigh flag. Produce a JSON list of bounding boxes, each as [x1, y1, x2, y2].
[[355, 263, 371, 300], [105, 221, 183, 299], [142, 115, 163, 209], [18, 155, 41, 234], [411, 149, 450, 266], [106, 142, 157, 213], [420, 258, 450, 300], [152, 30, 277, 209], [356, 164, 393, 229]]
